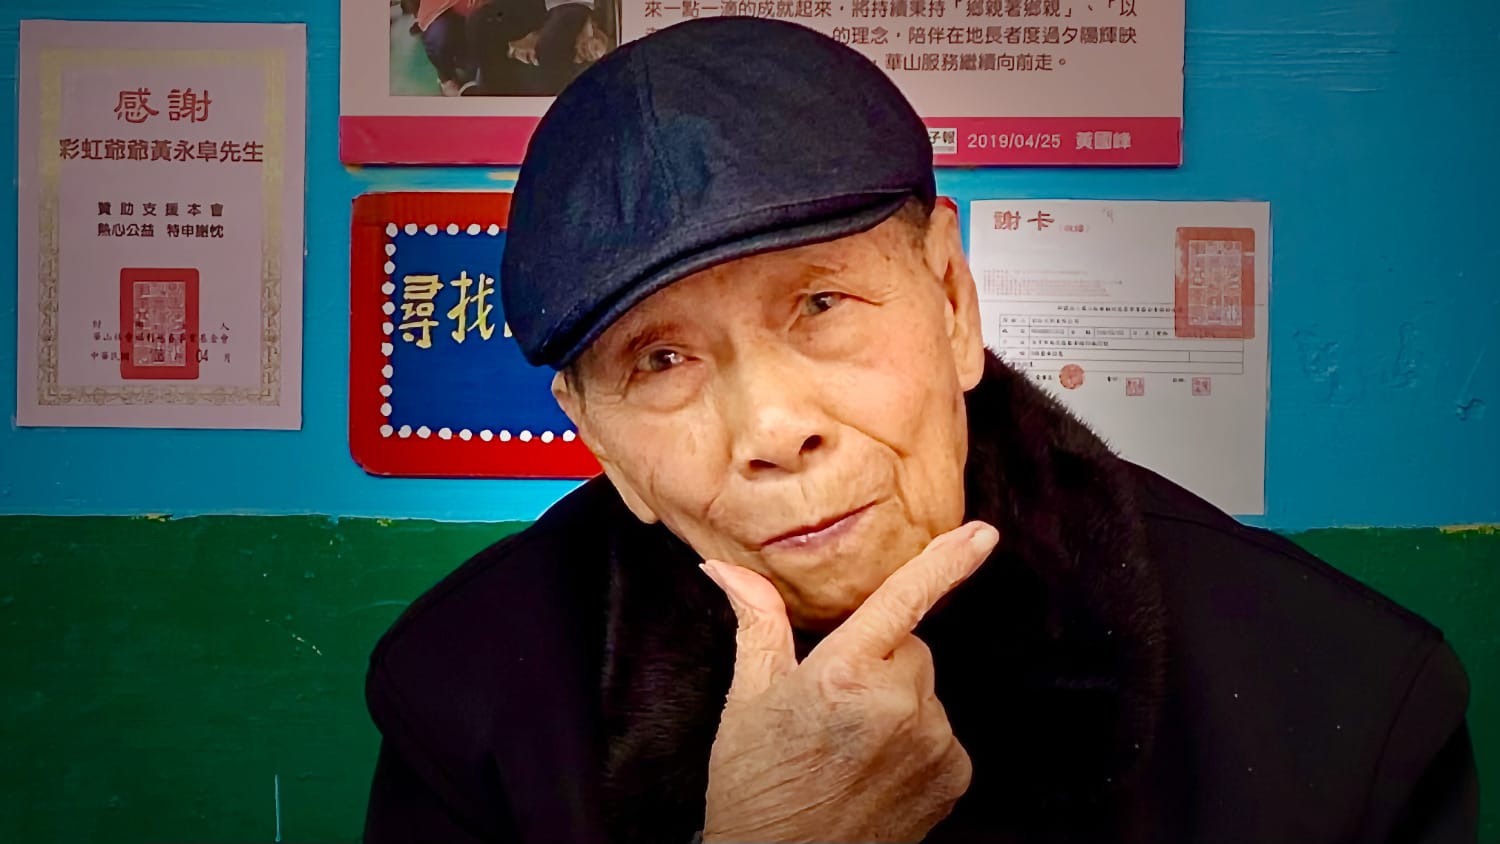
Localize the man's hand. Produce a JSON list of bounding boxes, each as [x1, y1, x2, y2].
[[574, 17, 608, 64], [698, 521, 1000, 843], [508, 31, 541, 66]]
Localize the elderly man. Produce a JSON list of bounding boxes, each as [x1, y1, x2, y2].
[[361, 17, 1477, 844]]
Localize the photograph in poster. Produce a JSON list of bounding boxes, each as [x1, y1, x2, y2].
[[390, 0, 619, 98], [343, 0, 1183, 165], [16, 19, 306, 429]]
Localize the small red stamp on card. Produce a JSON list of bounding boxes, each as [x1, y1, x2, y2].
[[1126, 377, 1145, 397], [1192, 376, 1212, 396], [1174, 227, 1255, 340], [1060, 364, 1085, 390], [118, 268, 200, 380]]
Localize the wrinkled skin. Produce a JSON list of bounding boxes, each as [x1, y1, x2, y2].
[[555, 202, 993, 842]]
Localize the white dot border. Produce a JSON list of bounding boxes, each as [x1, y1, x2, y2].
[[375, 221, 578, 448]]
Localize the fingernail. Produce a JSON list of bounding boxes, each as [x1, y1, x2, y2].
[[701, 561, 742, 601], [701, 562, 752, 616], [970, 523, 999, 550], [699, 561, 725, 589]]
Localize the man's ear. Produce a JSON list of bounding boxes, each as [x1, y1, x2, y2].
[[922, 202, 986, 392], [550, 371, 662, 524]]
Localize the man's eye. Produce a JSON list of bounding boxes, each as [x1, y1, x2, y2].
[[640, 348, 686, 373], [802, 291, 845, 316]]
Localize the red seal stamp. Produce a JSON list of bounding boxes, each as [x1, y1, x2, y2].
[[1174, 227, 1255, 340], [118, 267, 200, 380], [1060, 364, 1085, 390]]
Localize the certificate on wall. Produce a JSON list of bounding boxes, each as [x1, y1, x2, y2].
[[341, 0, 1182, 166], [969, 200, 1271, 515], [16, 20, 306, 429]]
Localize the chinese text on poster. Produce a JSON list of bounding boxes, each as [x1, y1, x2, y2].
[[17, 20, 306, 429], [341, 0, 1181, 165]]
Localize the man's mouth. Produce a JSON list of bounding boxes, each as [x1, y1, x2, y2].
[[760, 502, 877, 553]]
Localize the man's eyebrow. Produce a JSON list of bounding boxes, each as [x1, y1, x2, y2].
[[799, 260, 848, 282], [617, 321, 682, 359]]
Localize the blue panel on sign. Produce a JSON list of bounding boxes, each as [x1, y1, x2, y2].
[[387, 229, 573, 435]]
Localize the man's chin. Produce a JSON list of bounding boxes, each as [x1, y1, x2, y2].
[[779, 570, 889, 635], [786, 605, 855, 635]]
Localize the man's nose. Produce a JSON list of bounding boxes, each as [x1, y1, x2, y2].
[[721, 348, 832, 477]]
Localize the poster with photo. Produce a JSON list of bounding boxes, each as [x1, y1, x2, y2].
[[341, 0, 1183, 166]]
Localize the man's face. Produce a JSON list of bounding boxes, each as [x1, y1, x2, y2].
[[554, 204, 986, 631]]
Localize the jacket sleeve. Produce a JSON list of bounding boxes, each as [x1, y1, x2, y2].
[[363, 738, 494, 844], [1358, 639, 1480, 843], [362, 658, 521, 843]]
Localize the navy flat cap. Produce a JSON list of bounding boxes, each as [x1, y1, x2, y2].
[[501, 16, 937, 369]]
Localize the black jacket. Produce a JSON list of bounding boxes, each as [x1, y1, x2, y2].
[[363, 352, 1478, 843]]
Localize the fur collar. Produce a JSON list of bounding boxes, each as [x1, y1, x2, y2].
[[595, 351, 1167, 843]]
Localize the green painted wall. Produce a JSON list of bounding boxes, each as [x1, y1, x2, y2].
[[1, 517, 1495, 842]]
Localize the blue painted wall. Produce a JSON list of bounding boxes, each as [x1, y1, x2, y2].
[[1, 0, 1496, 529]]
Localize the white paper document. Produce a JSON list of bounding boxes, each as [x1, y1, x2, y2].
[[16, 20, 306, 429], [968, 200, 1270, 515]]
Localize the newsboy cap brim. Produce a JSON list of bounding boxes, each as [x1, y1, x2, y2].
[[501, 17, 937, 369]]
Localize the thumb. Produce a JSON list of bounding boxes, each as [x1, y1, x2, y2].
[[701, 561, 797, 703]]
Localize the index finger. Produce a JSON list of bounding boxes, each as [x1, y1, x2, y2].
[[817, 521, 998, 660]]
